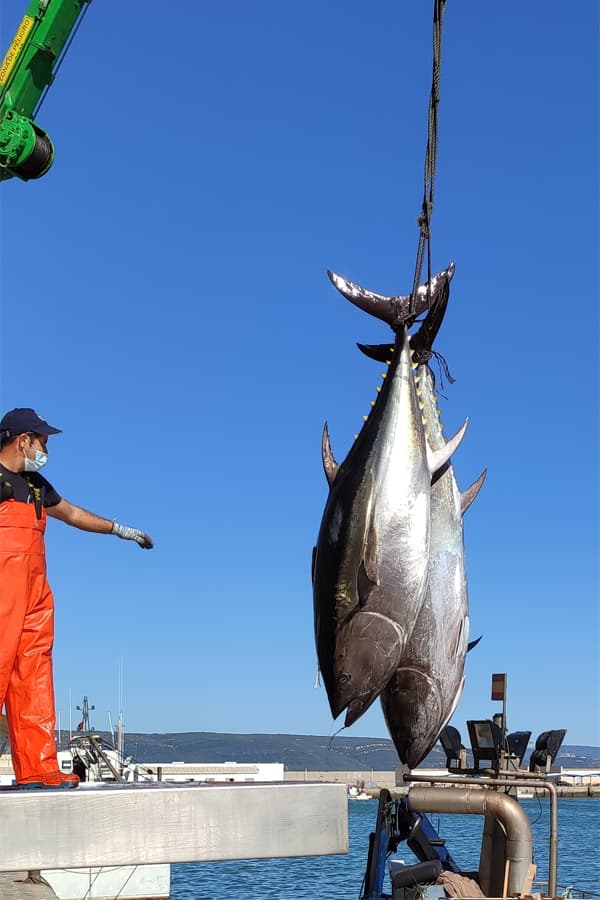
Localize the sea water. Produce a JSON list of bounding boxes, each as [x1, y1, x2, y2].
[[170, 797, 599, 899]]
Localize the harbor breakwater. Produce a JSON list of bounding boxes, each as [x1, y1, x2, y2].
[[284, 770, 600, 797]]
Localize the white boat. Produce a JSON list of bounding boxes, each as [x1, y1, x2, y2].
[[517, 786, 535, 799], [348, 782, 373, 800], [40, 864, 170, 900], [41, 696, 170, 900], [348, 785, 373, 800]]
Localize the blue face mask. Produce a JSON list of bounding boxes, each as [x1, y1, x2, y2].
[[24, 448, 48, 472]]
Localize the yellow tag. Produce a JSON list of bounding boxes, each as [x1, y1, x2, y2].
[[0, 15, 35, 86]]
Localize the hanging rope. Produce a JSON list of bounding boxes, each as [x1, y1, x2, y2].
[[409, 0, 447, 317]]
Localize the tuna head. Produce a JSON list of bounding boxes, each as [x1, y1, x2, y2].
[[313, 318, 464, 729], [380, 668, 466, 770], [325, 609, 406, 726]]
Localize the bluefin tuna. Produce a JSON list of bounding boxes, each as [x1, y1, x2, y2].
[[359, 283, 486, 768], [312, 267, 466, 727]]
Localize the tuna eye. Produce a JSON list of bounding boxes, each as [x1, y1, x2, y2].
[[337, 673, 351, 685]]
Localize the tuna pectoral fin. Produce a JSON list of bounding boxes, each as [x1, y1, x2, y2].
[[467, 635, 482, 652], [357, 559, 378, 607], [461, 468, 487, 514], [427, 418, 468, 476], [321, 422, 339, 487]]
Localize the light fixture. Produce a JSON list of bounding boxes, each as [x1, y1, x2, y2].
[[529, 729, 566, 773], [506, 730, 532, 766], [466, 719, 503, 770], [439, 726, 466, 770]]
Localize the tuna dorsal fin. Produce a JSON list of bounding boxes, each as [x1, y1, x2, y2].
[[321, 422, 339, 486], [467, 635, 483, 652], [461, 469, 488, 515], [427, 418, 468, 476], [356, 342, 394, 363]]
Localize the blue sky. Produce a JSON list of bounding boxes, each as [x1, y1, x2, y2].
[[0, 1, 598, 749]]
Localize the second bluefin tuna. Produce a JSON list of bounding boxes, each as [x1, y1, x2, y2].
[[373, 281, 486, 767]]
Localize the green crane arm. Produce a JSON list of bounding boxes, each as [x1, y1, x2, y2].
[[0, 0, 91, 183]]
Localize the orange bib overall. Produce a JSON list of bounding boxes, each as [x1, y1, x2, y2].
[[0, 499, 58, 782]]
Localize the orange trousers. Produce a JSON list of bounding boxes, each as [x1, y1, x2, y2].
[[0, 499, 58, 782]]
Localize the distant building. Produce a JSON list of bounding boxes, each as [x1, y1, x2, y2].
[[557, 768, 600, 786], [145, 761, 284, 783], [0, 754, 284, 785]]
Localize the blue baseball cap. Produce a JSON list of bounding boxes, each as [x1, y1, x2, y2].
[[0, 408, 62, 439]]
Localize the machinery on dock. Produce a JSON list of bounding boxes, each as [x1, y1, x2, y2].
[[0, 0, 91, 182], [359, 673, 581, 900]]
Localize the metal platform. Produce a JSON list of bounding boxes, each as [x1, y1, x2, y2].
[[0, 781, 348, 871]]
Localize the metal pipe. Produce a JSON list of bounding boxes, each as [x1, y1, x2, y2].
[[405, 773, 559, 895], [479, 766, 548, 779], [407, 785, 532, 896]]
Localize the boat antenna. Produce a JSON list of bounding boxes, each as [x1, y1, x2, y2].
[[76, 696, 95, 732], [409, 0, 447, 318]]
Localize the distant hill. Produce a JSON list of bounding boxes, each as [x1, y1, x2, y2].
[[84, 732, 599, 771]]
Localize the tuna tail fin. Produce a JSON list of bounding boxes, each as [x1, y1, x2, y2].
[[461, 469, 488, 515], [427, 418, 468, 476], [327, 262, 455, 330], [357, 262, 453, 363], [321, 422, 339, 487]]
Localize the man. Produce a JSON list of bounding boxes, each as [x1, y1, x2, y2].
[[0, 407, 153, 789]]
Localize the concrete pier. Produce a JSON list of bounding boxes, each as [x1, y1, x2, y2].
[[0, 781, 348, 872]]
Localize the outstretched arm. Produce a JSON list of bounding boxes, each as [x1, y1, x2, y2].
[[47, 499, 153, 549]]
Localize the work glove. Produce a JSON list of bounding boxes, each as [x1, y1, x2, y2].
[[112, 521, 154, 549]]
